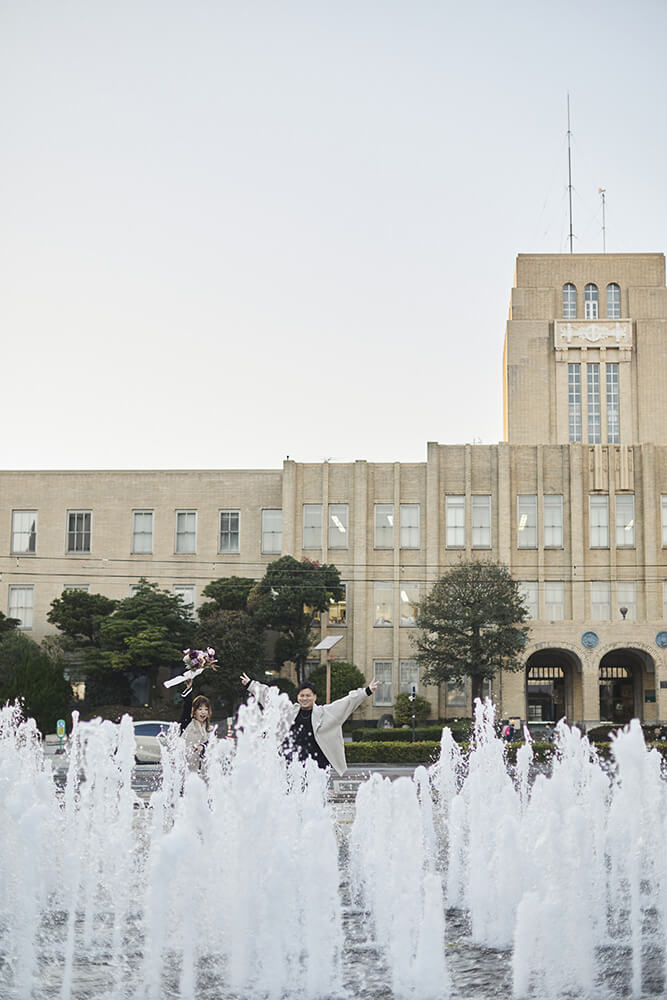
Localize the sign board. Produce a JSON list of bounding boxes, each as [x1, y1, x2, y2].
[[56, 719, 66, 739], [313, 635, 343, 651]]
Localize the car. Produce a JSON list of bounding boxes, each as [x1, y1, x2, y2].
[[133, 720, 173, 763]]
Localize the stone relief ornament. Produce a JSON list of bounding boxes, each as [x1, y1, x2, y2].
[[656, 632, 667, 649], [554, 320, 632, 350], [582, 631, 599, 649]]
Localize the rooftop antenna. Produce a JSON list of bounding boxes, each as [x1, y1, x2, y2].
[[567, 94, 574, 253], [599, 188, 607, 252]]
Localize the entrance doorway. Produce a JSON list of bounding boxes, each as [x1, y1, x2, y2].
[[599, 665, 634, 725], [526, 665, 566, 722]]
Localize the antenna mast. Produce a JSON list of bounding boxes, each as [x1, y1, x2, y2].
[[567, 94, 574, 253], [599, 188, 606, 252]]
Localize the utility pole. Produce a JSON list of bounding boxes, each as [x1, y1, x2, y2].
[[599, 188, 607, 252], [567, 94, 574, 254]]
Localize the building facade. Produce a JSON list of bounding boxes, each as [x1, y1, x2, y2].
[[2, 253, 666, 727]]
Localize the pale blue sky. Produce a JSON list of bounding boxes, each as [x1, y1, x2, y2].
[[1, 0, 665, 469]]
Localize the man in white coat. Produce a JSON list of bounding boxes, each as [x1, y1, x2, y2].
[[240, 673, 377, 776]]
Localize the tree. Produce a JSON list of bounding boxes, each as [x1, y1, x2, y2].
[[0, 611, 20, 636], [393, 692, 432, 726], [193, 577, 265, 716], [47, 590, 117, 646], [96, 580, 195, 706], [0, 632, 72, 734], [413, 560, 530, 704], [251, 557, 344, 685], [306, 660, 366, 703]]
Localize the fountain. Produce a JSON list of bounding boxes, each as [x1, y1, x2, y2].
[[1, 692, 666, 999]]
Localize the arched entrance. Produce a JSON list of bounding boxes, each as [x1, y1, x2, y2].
[[598, 648, 650, 725], [525, 648, 580, 723]]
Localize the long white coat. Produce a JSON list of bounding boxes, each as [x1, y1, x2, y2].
[[247, 680, 370, 776]]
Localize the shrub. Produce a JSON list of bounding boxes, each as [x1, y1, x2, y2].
[[306, 661, 366, 703], [345, 741, 441, 765], [393, 692, 432, 726], [352, 726, 445, 743], [0, 644, 72, 735]]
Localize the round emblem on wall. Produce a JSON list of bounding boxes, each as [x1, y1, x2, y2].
[[656, 632, 667, 649], [581, 631, 599, 649]]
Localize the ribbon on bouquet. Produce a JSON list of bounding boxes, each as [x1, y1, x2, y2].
[[163, 647, 217, 688]]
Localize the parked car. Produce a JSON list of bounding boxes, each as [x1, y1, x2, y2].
[[133, 720, 172, 763]]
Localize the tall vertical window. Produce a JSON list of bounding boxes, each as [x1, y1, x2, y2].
[[132, 510, 153, 554], [302, 504, 322, 549], [562, 282, 577, 319], [663, 496, 667, 546], [544, 581, 565, 621], [589, 495, 609, 548], [517, 495, 537, 548], [591, 581, 611, 620], [399, 659, 419, 694], [328, 504, 348, 549], [373, 660, 393, 707], [617, 581, 637, 621], [11, 510, 37, 554], [67, 511, 92, 553], [519, 581, 538, 620], [175, 511, 196, 553], [373, 582, 393, 626], [568, 363, 582, 442], [587, 364, 601, 443], [9, 585, 34, 629], [606, 363, 620, 444], [261, 509, 282, 554], [446, 496, 465, 547], [399, 504, 420, 548], [606, 282, 621, 319], [471, 495, 492, 548], [374, 504, 394, 548], [173, 585, 195, 608], [399, 583, 420, 626], [219, 510, 240, 553], [584, 283, 599, 319], [328, 583, 346, 625], [615, 495, 635, 547], [544, 495, 563, 547]]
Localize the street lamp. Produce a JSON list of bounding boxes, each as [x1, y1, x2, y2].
[[620, 606, 628, 620], [313, 635, 344, 703]]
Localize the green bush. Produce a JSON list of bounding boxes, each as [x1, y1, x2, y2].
[[306, 661, 366, 703], [393, 692, 432, 726], [345, 741, 441, 765], [352, 726, 446, 743], [0, 642, 72, 735]]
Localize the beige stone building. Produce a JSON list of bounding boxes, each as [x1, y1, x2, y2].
[[2, 252, 666, 728]]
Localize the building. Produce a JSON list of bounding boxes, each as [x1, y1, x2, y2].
[[2, 252, 666, 727]]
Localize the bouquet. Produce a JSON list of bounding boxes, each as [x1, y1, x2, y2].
[[182, 647, 217, 670]]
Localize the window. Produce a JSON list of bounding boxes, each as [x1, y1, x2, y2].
[[544, 581, 565, 621], [63, 584, 89, 593], [591, 581, 611, 621], [617, 581, 637, 621], [173, 585, 195, 608], [328, 504, 348, 549], [562, 282, 577, 319], [544, 495, 563, 547], [374, 504, 394, 548], [615, 495, 635, 547], [472, 495, 491, 548], [519, 581, 538, 620], [584, 283, 599, 319], [606, 364, 620, 444], [175, 511, 196, 554], [328, 583, 346, 625], [589, 495, 609, 548], [373, 582, 393, 626], [399, 583, 420, 626], [132, 510, 153, 554], [446, 495, 465, 547], [11, 510, 37, 554], [219, 510, 240, 553], [587, 364, 601, 443], [446, 680, 467, 708], [9, 585, 33, 629], [399, 504, 420, 549], [261, 509, 282, 554], [517, 495, 537, 549], [607, 282, 621, 319], [67, 510, 92, 553], [373, 660, 393, 707], [302, 504, 322, 549], [663, 497, 667, 546], [399, 659, 419, 694], [568, 364, 582, 443]]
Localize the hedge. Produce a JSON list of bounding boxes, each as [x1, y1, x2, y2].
[[345, 739, 667, 766], [352, 720, 474, 744]]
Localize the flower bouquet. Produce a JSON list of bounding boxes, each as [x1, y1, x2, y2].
[[163, 646, 218, 688]]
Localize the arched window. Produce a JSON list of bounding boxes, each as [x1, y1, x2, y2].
[[607, 282, 621, 319], [562, 283, 577, 319], [584, 283, 599, 319]]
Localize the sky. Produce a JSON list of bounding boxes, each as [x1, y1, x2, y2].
[[1, 0, 666, 470]]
